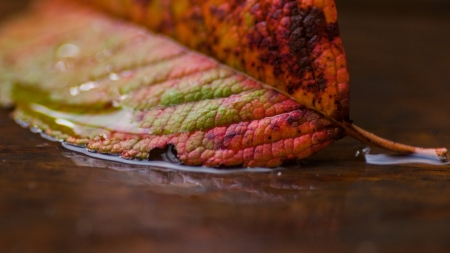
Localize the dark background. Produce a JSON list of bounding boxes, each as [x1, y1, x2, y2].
[[1, 1, 450, 253], [337, 0, 450, 130]]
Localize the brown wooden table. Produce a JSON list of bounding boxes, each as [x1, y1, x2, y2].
[[1, 1, 450, 252]]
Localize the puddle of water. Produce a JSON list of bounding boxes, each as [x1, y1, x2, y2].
[[62, 142, 275, 174], [62, 148, 332, 202], [365, 149, 450, 166]]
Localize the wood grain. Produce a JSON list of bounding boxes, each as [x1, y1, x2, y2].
[[1, 1, 450, 252]]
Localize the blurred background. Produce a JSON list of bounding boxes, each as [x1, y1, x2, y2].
[[337, 0, 450, 131]]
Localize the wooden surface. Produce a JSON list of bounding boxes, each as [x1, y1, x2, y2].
[[1, 1, 450, 252]]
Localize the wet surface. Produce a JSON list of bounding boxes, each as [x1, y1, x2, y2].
[[1, 1, 450, 253], [2, 107, 450, 253]]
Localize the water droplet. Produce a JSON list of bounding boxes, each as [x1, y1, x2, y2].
[[69, 81, 99, 96], [70, 87, 79, 96], [63, 141, 85, 148], [56, 43, 80, 58], [112, 99, 121, 108], [15, 118, 29, 128], [30, 126, 42, 133], [40, 132, 61, 142], [109, 73, 120, 81], [54, 61, 67, 71], [355, 146, 371, 157], [86, 148, 97, 153], [79, 81, 98, 91]]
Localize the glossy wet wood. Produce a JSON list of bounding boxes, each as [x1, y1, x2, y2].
[[1, 1, 450, 252]]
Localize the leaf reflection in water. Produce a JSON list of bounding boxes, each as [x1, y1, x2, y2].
[[62, 145, 355, 203], [60, 144, 362, 236]]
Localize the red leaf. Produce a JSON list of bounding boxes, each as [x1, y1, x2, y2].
[[0, 0, 446, 167], [0, 0, 344, 167]]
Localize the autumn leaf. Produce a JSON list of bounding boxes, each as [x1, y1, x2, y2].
[[80, 0, 449, 158], [82, 0, 350, 122], [0, 0, 446, 168], [0, 0, 345, 167]]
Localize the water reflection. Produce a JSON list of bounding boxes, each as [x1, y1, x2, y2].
[[62, 149, 359, 203], [63, 149, 358, 236]]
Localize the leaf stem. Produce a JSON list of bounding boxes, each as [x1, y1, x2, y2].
[[343, 123, 448, 161]]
